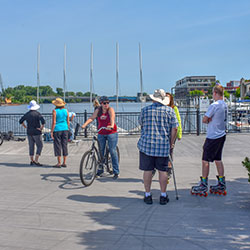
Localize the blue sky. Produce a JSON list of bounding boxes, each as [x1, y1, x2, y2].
[[1, 0, 250, 96]]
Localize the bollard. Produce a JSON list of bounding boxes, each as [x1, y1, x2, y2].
[[196, 107, 200, 136]]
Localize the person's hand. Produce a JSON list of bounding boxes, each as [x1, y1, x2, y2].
[[106, 125, 113, 130], [51, 132, 54, 140], [81, 125, 86, 129], [37, 127, 42, 131], [178, 138, 181, 141], [208, 118, 212, 123]]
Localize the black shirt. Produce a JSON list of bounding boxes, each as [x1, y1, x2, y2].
[[19, 110, 45, 136]]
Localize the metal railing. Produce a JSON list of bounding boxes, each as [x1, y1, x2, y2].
[[0, 108, 250, 137]]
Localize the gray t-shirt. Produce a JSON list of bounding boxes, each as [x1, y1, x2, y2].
[[205, 100, 227, 139]]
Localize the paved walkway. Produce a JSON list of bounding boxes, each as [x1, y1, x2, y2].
[[0, 134, 250, 250]]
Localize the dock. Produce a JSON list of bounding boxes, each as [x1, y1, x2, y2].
[[0, 134, 250, 249]]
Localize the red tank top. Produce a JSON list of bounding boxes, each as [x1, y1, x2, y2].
[[97, 109, 117, 135]]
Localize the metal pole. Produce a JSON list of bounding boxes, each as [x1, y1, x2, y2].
[[139, 43, 143, 108], [37, 44, 40, 104], [90, 43, 93, 111], [116, 42, 119, 112], [63, 44, 66, 102]]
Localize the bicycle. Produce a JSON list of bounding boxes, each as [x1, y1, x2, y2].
[[79, 127, 120, 186]]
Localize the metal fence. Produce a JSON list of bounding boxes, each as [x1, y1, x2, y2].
[[0, 108, 250, 137]]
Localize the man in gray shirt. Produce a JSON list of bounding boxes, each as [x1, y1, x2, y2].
[[191, 85, 228, 196]]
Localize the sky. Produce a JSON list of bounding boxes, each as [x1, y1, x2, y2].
[[1, 0, 250, 96]]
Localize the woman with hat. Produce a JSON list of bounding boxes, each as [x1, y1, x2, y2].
[[81, 96, 120, 179], [19, 100, 45, 166], [51, 98, 70, 168]]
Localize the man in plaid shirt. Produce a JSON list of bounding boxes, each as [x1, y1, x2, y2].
[[138, 89, 178, 205]]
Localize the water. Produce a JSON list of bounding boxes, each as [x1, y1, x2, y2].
[[0, 102, 150, 114]]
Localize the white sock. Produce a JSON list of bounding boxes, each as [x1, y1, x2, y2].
[[161, 192, 167, 197], [145, 192, 151, 197]]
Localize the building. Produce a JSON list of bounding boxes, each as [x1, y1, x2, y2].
[[174, 76, 216, 105], [224, 80, 240, 94], [240, 78, 250, 98]]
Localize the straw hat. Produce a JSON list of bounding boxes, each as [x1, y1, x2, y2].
[[149, 89, 170, 106], [52, 98, 66, 107], [27, 100, 40, 110]]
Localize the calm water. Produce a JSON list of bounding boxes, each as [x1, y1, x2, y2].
[[0, 102, 151, 114]]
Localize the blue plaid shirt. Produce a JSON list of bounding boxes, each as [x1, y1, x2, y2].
[[137, 102, 178, 157]]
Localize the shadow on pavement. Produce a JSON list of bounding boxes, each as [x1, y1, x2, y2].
[[41, 173, 85, 190], [0, 162, 53, 168], [67, 178, 250, 250]]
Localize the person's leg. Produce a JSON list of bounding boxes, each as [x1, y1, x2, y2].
[[97, 134, 106, 159], [53, 132, 62, 165], [69, 122, 74, 141], [159, 170, 168, 192], [61, 131, 68, 164], [27, 135, 35, 163], [215, 161, 224, 176], [34, 135, 43, 163], [202, 160, 210, 178], [143, 171, 153, 192], [107, 133, 119, 175]]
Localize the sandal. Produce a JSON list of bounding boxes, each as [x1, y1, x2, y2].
[[53, 164, 61, 168], [61, 164, 67, 168]]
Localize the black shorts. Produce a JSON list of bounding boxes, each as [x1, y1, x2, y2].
[[139, 151, 169, 172], [202, 135, 226, 162]]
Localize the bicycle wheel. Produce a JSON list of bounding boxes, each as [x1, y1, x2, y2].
[[80, 150, 97, 186], [106, 146, 120, 174], [0, 133, 3, 146]]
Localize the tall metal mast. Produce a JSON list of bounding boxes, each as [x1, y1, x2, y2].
[[139, 43, 143, 107], [116, 42, 119, 111], [90, 43, 93, 110], [37, 44, 40, 104], [63, 44, 66, 102]]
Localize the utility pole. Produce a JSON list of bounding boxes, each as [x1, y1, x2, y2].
[[116, 42, 119, 112], [37, 44, 40, 104]]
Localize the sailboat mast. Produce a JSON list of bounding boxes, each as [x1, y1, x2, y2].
[[63, 44, 66, 102], [139, 43, 143, 107], [90, 43, 93, 111], [37, 44, 40, 104], [116, 42, 119, 111]]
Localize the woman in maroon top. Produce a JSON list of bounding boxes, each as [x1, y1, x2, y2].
[[81, 96, 119, 179]]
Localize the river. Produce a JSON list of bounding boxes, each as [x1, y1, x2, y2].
[[0, 102, 151, 114]]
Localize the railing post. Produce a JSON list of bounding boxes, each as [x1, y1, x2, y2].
[[196, 106, 200, 136], [84, 110, 88, 138]]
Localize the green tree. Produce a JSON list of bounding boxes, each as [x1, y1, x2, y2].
[[189, 90, 204, 96], [224, 90, 230, 99], [235, 87, 240, 98], [56, 88, 64, 96]]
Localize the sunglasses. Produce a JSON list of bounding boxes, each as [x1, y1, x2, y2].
[[102, 102, 109, 105]]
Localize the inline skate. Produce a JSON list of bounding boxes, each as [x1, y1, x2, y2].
[[191, 177, 208, 197], [209, 176, 227, 195]]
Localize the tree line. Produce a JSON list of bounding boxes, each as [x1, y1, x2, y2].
[[0, 85, 97, 104]]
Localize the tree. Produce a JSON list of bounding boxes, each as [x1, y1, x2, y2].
[[56, 88, 64, 96], [189, 90, 204, 96], [224, 90, 230, 99], [235, 87, 240, 98]]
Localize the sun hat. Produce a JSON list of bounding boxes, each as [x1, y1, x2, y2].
[[149, 89, 170, 106], [52, 98, 66, 107], [99, 96, 109, 103], [27, 100, 40, 110]]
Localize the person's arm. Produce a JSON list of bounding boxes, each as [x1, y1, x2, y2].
[[81, 109, 98, 129], [37, 114, 45, 131], [107, 107, 115, 129], [19, 115, 27, 128], [71, 114, 75, 122], [170, 127, 178, 150], [67, 111, 70, 128], [51, 110, 56, 139], [202, 116, 211, 124]]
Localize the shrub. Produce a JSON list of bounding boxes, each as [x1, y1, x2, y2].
[[242, 157, 250, 182]]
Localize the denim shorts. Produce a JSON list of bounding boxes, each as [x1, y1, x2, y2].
[[139, 151, 169, 171]]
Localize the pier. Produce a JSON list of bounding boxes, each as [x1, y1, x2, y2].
[[0, 134, 250, 249]]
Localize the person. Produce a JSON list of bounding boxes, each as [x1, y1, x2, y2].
[[51, 98, 70, 168], [93, 98, 100, 128], [165, 93, 182, 181], [81, 96, 120, 180], [138, 89, 178, 205], [19, 100, 45, 166], [68, 111, 76, 142], [191, 84, 228, 196]]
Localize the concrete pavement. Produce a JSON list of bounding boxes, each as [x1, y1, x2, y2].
[[0, 134, 250, 250]]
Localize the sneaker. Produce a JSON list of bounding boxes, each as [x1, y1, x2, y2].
[[159, 195, 169, 205], [96, 168, 104, 177], [113, 174, 119, 180], [144, 195, 153, 205], [30, 161, 35, 166], [61, 164, 67, 168]]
